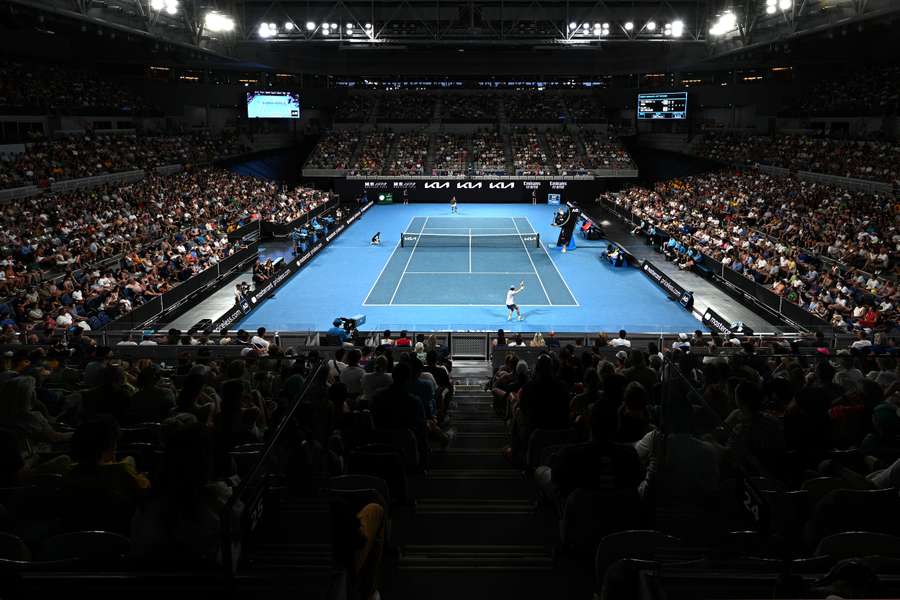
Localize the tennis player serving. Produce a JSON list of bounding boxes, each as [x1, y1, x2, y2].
[[506, 281, 526, 321]]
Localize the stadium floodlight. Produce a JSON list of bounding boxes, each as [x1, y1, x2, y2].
[[257, 22, 277, 37], [671, 20, 684, 37], [766, 5, 776, 13], [163, 0, 178, 15], [322, 27, 329, 35], [205, 11, 235, 33], [149, 0, 165, 10], [306, 21, 315, 31], [779, 0, 792, 9], [346, 22, 353, 30], [330, 22, 337, 29], [568, 21, 577, 31], [365, 22, 372, 30], [321, 22, 330, 29], [664, 23, 672, 36], [646, 20, 656, 31], [624, 21, 634, 31], [284, 21, 294, 31], [593, 22, 602, 30], [709, 11, 737, 36]]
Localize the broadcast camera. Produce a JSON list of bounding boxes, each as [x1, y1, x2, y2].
[[337, 314, 366, 333]]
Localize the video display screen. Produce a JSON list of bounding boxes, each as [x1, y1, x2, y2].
[[246, 91, 300, 119], [637, 92, 688, 120]]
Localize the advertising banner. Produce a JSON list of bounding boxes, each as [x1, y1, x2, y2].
[[337, 179, 611, 204], [212, 201, 374, 332], [702, 306, 733, 335]]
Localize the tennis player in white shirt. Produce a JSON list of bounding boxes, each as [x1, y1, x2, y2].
[[506, 281, 526, 321]]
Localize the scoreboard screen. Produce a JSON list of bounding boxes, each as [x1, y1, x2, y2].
[[637, 92, 688, 120]]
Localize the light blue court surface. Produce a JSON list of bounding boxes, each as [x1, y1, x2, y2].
[[363, 216, 577, 307], [237, 203, 703, 333]]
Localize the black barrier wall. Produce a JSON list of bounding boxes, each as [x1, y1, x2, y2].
[[213, 201, 374, 332], [105, 242, 259, 330], [335, 179, 614, 204]]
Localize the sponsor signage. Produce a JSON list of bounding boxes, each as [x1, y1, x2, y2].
[[640, 260, 692, 312], [702, 306, 733, 335], [325, 224, 346, 243], [550, 181, 568, 190], [363, 181, 389, 189], [212, 204, 368, 333], [523, 181, 541, 190], [424, 182, 451, 189], [456, 182, 482, 189], [489, 182, 515, 189]]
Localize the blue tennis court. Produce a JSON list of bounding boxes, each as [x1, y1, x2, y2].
[[364, 216, 578, 307], [235, 203, 703, 333]]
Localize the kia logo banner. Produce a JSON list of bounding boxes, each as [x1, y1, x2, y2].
[[338, 179, 612, 204]]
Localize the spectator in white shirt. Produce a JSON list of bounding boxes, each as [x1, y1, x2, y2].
[[339, 349, 366, 399], [610, 330, 631, 348], [850, 330, 873, 351], [250, 327, 270, 354]]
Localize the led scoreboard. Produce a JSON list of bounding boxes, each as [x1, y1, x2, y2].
[[637, 92, 688, 120]]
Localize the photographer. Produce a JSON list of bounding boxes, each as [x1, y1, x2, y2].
[[327, 318, 351, 344]]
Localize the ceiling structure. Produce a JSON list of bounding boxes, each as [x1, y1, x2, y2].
[[2, 0, 898, 74]]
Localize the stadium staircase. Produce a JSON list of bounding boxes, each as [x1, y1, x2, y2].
[[235, 360, 594, 599]]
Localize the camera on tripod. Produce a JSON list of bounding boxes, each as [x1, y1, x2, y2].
[[337, 314, 366, 333]]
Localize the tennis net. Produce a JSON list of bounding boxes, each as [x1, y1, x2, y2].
[[400, 232, 541, 248]]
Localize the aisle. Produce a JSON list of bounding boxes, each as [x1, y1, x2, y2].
[[389, 361, 594, 600]]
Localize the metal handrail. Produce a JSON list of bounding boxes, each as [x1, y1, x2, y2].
[[219, 360, 326, 578]]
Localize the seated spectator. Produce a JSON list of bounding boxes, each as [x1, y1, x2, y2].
[[330, 497, 385, 600], [130, 421, 238, 565], [537, 400, 642, 505], [62, 415, 151, 532], [361, 355, 393, 407], [0, 375, 72, 469]]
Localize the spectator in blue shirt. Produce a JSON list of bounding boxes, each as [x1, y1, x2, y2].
[[327, 319, 349, 344]]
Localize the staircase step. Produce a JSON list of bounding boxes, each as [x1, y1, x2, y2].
[[427, 450, 512, 469], [399, 544, 552, 571]]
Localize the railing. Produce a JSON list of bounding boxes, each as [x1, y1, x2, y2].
[[220, 360, 326, 577]]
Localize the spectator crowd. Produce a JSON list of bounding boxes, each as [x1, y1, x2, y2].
[[605, 169, 899, 330], [0, 168, 331, 334], [693, 132, 899, 185], [0, 132, 246, 190], [0, 58, 158, 115]]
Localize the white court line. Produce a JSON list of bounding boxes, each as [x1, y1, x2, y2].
[[404, 271, 536, 275], [362, 216, 415, 305], [527, 216, 581, 307], [512, 218, 552, 305], [468, 228, 472, 273], [364, 303, 554, 307], [389, 216, 428, 305]]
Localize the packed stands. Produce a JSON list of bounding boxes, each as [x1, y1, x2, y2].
[[580, 130, 636, 170], [790, 64, 900, 117], [503, 91, 564, 123], [332, 94, 373, 122], [430, 133, 470, 176], [440, 94, 499, 122], [471, 130, 508, 175], [545, 130, 589, 175], [510, 129, 551, 176], [563, 94, 603, 123], [0, 168, 330, 330], [377, 92, 435, 122], [0, 334, 321, 571], [349, 131, 394, 176], [605, 169, 898, 329], [0, 58, 157, 115], [0, 132, 246, 190], [693, 132, 900, 185], [304, 130, 360, 170], [386, 132, 429, 175]]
